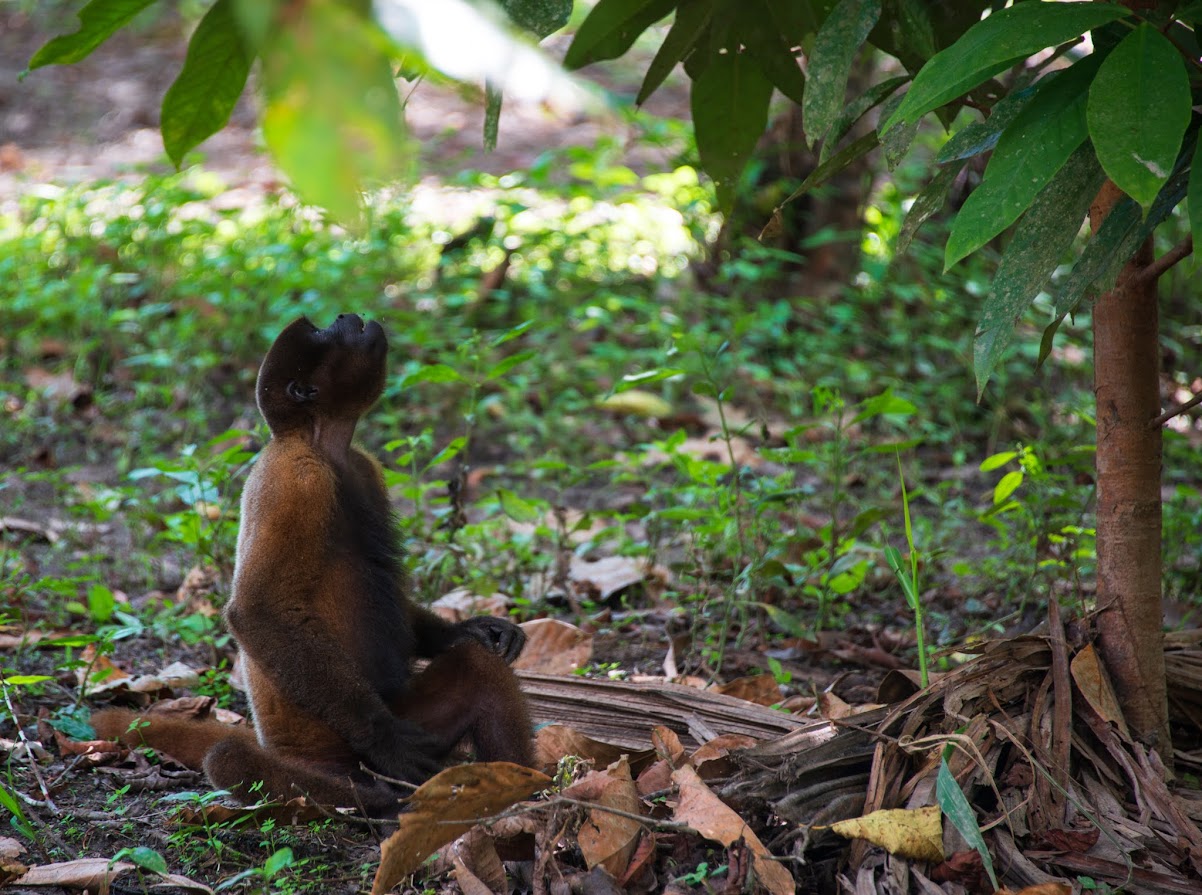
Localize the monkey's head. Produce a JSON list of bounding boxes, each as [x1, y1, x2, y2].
[[256, 314, 388, 435]]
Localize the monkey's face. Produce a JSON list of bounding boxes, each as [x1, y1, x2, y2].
[[256, 314, 388, 434]]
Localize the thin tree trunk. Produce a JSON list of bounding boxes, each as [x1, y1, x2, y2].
[[1090, 181, 1169, 752]]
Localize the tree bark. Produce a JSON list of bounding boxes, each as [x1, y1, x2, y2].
[[1089, 181, 1169, 752]]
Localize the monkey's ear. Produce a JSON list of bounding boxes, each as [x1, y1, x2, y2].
[[286, 381, 319, 403]]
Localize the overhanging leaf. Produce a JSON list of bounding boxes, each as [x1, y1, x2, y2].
[[1189, 138, 1202, 270], [820, 76, 906, 164], [499, 0, 572, 38], [27, 0, 155, 69], [882, 2, 1128, 133], [783, 131, 879, 208], [636, 0, 715, 105], [161, 0, 253, 168], [896, 160, 964, 255], [1087, 23, 1191, 208], [803, 0, 882, 147], [260, 1, 412, 223], [691, 50, 774, 214], [974, 143, 1105, 394], [564, 0, 674, 69], [935, 83, 1035, 165], [945, 55, 1100, 269]]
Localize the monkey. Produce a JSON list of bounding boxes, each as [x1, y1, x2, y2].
[[93, 314, 532, 815]]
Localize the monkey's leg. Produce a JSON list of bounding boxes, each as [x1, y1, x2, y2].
[[397, 641, 534, 767], [204, 735, 403, 816]]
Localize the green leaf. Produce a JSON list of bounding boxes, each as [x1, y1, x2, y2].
[[803, 0, 881, 146], [882, 2, 1128, 133], [974, 143, 1106, 394], [483, 82, 503, 152], [742, 16, 806, 107], [781, 131, 879, 208], [402, 363, 465, 387], [852, 390, 916, 423], [497, 488, 541, 523], [424, 436, 466, 471], [936, 84, 1035, 165], [260, 1, 412, 223], [993, 469, 1023, 505], [637, 0, 715, 106], [820, 76, 906, 164], [1190, 139, 1202, 271], [879, 92, 917, 171], [4, 675, 53, 686], [1052, 142, 1192, 321], [979, 450, 1017, 472], [945, 55, 1100, 269], [691, 50, 774, 214], [564, 0, 674, 69], [499, 0, 572, 38], [117, 846, 169, 875], [161, 0, 252, 168], [263, 847, 295, 878], [485, 350, 535, 381], [1087, 23, 1191, 208], [896, 160, 964, 256], [937, 759, 999, 890], [27, 0, 156, 69]]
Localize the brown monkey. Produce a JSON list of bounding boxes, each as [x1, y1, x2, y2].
[[94, 314, 532, 815]]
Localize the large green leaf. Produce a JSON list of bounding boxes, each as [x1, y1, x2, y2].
[[499, 0, 572, 38], [781, 131, 879, 207], [161, 0, 252, 168], [637, 0, 716, 105], [1087, 23, 1191, 209], [743, 13, 806, 107], [1052, 141, 1193, 322], [882, 2, 1128, 134], [803, 0, 881, 146], [261, 1, 411, 223], [897, 160, 964, 256], [27, 0, 156, 68], [945, 55, 1100, 269], [1189, 138, 1202, 271], [974, 143, 1105, 394], [691, 51, 774, 214], [820, 76, 905, 163], [564, 0, 674, 69], [935, 84, 1035, 165]]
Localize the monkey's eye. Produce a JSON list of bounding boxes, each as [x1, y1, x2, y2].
[[286, 381, 319, 403]]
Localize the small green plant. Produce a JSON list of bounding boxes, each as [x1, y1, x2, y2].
[[675, 860, 728, 885], [884, 454, 929, 688], [215, 846, 295, 892]]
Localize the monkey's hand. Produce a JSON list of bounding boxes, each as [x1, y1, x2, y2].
[[455, 617, 526, 664], [362, 718, 445, 784]]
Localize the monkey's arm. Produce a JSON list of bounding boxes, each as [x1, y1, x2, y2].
[[409, 604, 526, 664]]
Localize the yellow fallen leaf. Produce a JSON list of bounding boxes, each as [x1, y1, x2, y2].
[[597, 390, 672, 418], [829, 805, 943, 862]]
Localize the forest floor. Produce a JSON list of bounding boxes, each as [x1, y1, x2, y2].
[[5, 7, 1202, 895]]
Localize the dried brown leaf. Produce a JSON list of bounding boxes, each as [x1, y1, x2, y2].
[[651, 726, 687, 767], [13, 858, 133, 889], [670, 765, 794, 895], [534, 724, 627, 772], [574, 757, 643, 877], [568, 556, 668, 602], [1070, 644, 1130, 737], [513, 619, 593, 675], [713, 675, 781, 706], [372, 762, 549, 895], [448, 827, 507, 895]]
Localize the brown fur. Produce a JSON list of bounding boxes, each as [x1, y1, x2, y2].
[[93, 315, 531, 815]]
